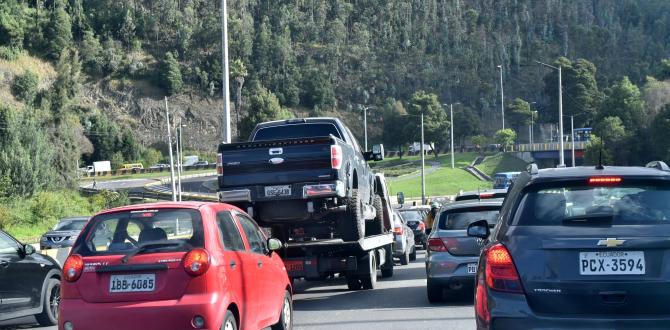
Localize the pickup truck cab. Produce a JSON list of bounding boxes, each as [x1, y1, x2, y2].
[[217, 117, 386, 242]]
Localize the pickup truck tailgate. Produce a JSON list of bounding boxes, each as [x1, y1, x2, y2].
[[219, 137, 336, 187]]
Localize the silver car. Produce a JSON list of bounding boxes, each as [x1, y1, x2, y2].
[[425, 200, 502, 302], [40, 216, 89, 250], [393, 210, 416, 265]]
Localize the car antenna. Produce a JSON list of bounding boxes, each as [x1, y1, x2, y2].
[[595, 138, 604, 170]]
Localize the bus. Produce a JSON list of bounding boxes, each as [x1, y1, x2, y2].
[[573, 127, 592, 142], [493, 172, 520, 189], [121, 163, 144, 170]]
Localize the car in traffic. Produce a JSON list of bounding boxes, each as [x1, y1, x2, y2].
[[397, 207, 428, 249], [40, 216, 89, 250], [454, 189, 507, 202], [60, 201, 293, 330], [468, 162, 670, 329], [193, 160, 209, 166], [0, 230, 61, 326], [425, 199, 502, 303], [149, 163, 169, 169], [392, 211, 416, 265], [491, 172, 520, 189]]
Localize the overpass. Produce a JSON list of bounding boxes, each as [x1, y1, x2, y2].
[[512, 141, 588, 166]]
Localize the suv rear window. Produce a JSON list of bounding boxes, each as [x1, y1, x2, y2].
[[397, 210, 424, 222], [73, 208, 204, 256], [515, 184, 670, 226], [438, 206, 500, 230], [253, 123, 342, 141]]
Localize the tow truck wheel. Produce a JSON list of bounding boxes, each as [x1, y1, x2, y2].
[[341, 189, 365, 241], [380, 245, 394, 278], [346, 275, 363, 290], [361, 252, 377, 290]]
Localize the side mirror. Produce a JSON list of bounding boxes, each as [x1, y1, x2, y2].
[[23, 244, 35, 256], [467, 220, 490, 239], [372, 144, 385, 161], [397, 192, 405, 205], [267, 238, 282, 251]]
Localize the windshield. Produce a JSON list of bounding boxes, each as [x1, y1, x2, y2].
[[438, 207, 500, 230], [73, 208, 204, 256], [54, 219, 88, 231], [253, 123, 342, 141], [397, 210, 424, 222], [516, 184, 670, 226]]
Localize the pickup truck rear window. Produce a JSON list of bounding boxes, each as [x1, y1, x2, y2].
[[253, 123, 342, 141], [514, 184, 670, 226]]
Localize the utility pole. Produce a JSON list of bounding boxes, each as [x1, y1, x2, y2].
[[570, 115, 575, 167], [221, 0, 231, 143], [497, 65, 505, 130], [165, 97, 177, 202], [176, 118, 183, 201], [450, 104, 455, 169], [420, 113, 426, 205], [363, 106, 368, 151], [536, 61, 565, 167]]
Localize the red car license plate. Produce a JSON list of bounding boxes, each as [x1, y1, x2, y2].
[[285, 261, 304, 271]]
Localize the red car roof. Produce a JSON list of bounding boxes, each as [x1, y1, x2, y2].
[[95, 201, 237, 216]]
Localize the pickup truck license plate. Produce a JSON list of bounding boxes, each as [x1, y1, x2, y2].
[[285, 260, 304, 272], [579, 251, 645, 275], [109, 274, 156, 293], [265, 185, 291, 197], [467, 263, 478, 274]]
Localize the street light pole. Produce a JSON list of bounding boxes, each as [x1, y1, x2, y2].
[[570, 115, 575, 167], [497, 65, 505, 130], [420, 113, 426, 205], [450, 104, 455, 169], [364, 106, 368, 151], [221, 0, 231, 143], [536, 61, 565, 167], [164, 97, 177, 202], [176, 119, 182, 201]]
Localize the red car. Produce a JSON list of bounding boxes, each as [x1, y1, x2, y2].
[[59, 202, 292, 330]]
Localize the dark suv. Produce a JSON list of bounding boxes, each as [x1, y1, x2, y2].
[[468, 162, 670, 329]]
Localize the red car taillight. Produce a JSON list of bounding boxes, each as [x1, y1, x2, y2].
[[183, 248, 210, 276], [393, 226, 404, 235], [484, 243, 524, 293], [428, 237, 458, 253], [331, 145, 342, 170], [216, 153, 223, 176], [63, 254, 84, 282]]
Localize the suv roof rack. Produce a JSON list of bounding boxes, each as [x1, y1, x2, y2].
[[527, 163, 539, 175], [645, 161, 670, 172]]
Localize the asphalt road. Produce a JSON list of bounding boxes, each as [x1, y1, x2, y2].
[[0, 251, 474, 330]]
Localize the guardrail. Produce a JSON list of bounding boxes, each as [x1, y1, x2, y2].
[[81, 164, 217, 177], [513, 141, 587, 152]]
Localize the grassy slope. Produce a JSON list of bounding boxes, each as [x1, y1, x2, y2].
[[79, 169, 215, 182], [476, 153, 528, 177]]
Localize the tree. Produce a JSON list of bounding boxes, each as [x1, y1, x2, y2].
[[406, 91, 449, 157], [651, 104, 670, 162], [119, 10, 136, 49], [494, 129, 516, 152], [583, 135, 613, 166], [598, 77, 645, 133], [453, 105, 481, 146], [120, 128, 140, 162], [44, 0, 72, 59], [542, 58, 600, 127], [230, 59, 248, 140], [239, 85, 293, 139], [11, 70, 38, 105], [659, 59, 670, 80], [0, 1, 26, 48], [471, 135, 488, 154], [382, 99, 410, 158], [594, 116, 630, 165], [80, 30, 104, 74], [506, 98, 534, 133], [160, 52, 183, 95], [141, 148, 163, 167]]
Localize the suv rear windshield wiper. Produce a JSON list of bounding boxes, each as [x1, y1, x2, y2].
[[121, 241, 185, 263], [561, 213, 613, 226]]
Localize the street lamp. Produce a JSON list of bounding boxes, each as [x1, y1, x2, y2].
[[443, 102, 460, 169], [536, 61, 565, 167], [221, 0, 232, 143], [497, 65, 505, 130]]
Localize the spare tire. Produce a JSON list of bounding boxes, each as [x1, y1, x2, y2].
[[339, 189, 365, 241]]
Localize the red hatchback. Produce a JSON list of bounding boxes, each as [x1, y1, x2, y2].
[[59, 202, 292, 330]]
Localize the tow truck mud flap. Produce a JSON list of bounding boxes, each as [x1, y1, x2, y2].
[[284, 256, 357, 279]]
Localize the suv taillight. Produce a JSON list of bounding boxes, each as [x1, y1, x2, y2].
[[331, 145, 342, 170], [417, 222, 426, 231], [484, 243, 523, 293], [183, 248, 210, 276], [216, 153, 223, 176], [393, 226, 404, 235], [63, 254, 84, 282]]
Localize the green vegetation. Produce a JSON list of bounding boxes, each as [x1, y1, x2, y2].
[[388, 168, 489, 199], [79, 168, 215, 182], [476, 153, 529, 178]]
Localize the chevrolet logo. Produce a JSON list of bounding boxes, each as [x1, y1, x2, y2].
[[597, 238, 625, 248]]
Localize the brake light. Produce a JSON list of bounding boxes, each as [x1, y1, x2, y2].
[[475, 271, 490, 323], [393, 226, 404, 235], [479, 193, 495, 199], [588, 176, 622, 185], [331, 145, 342, 170], [428, 237, 459, 253], [216, 153, 223, 176], [183, 248, 210, 276], [63, 254, 84, 282], [417, 221, 426, 231], [484, 244, 523, 293]]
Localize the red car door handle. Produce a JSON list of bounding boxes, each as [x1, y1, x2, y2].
[[257, 260, 263, 268], [229, 260, 237, 269]]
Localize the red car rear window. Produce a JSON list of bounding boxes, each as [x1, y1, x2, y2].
[[72, 208, 205, 256]]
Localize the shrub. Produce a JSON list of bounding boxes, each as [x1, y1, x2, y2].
[[0, 46, 21, 60], [11, 70, 39, 104], [29, 190, 92, 226]]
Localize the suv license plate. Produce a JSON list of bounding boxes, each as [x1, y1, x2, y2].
[[467, 263, 478, 274], [579, 251, 645, 275], [265, 185, 291, 197], [110, 274, 156, 293]]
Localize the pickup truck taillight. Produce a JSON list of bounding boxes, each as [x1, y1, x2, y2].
[[216, 153, 223, 176], [331, 145, 342, 170]]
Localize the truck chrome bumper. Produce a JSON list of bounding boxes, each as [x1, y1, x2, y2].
[[218, 189, 251, 202], [302, 181, 346, 199]]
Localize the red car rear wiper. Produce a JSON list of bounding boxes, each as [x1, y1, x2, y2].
[[121, 241, 185, 264]]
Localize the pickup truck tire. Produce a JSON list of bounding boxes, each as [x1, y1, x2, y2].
[[366, 194, 385, 236], [340, 189, 365, 241]]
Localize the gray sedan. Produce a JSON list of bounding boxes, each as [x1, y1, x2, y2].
[[393, 211, 416, 265], [425, 200, 502, 302]]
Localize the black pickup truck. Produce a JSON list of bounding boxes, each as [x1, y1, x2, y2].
[[217, 117, 387, 241]]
